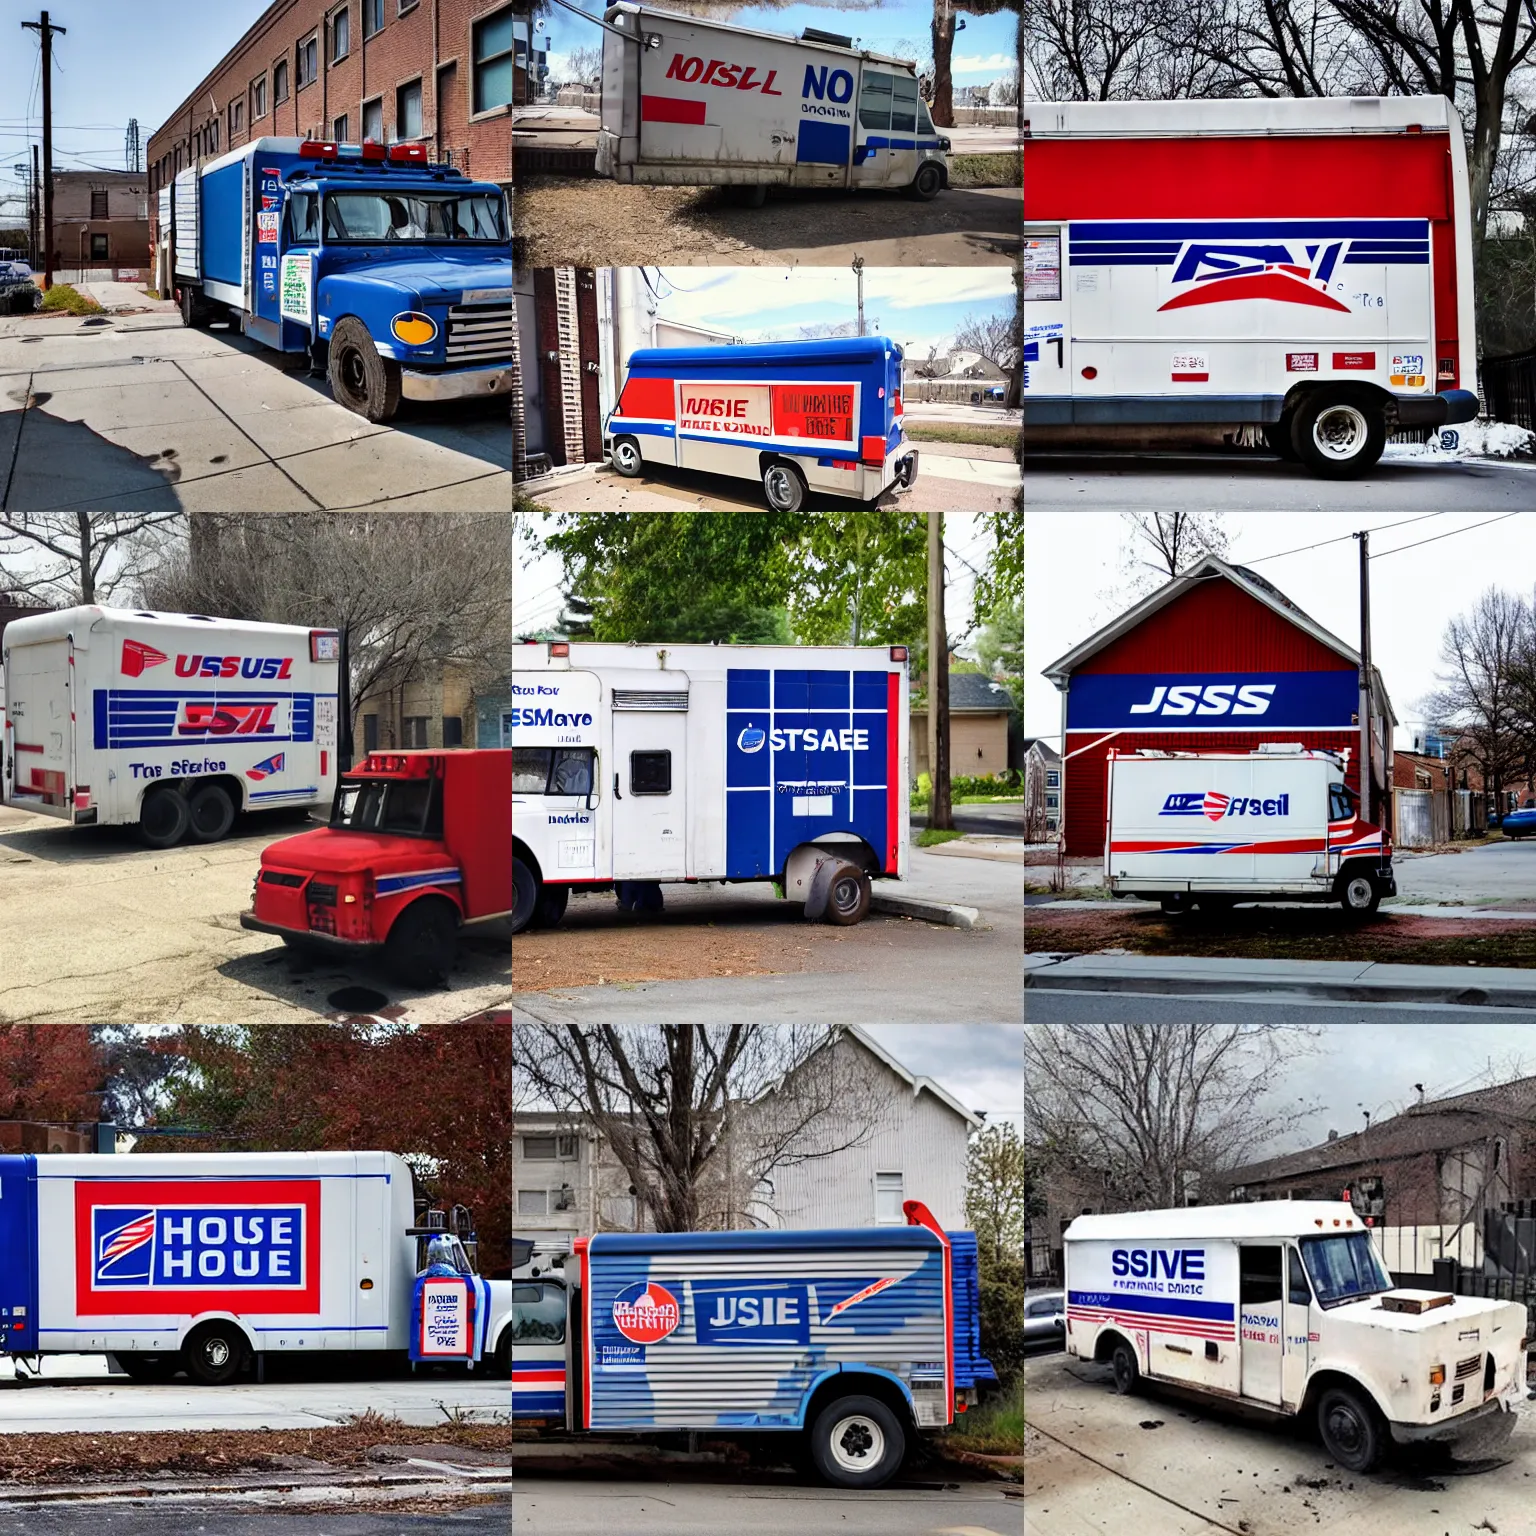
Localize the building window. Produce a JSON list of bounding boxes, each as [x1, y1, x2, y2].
[[252, 75, 267, 117], [297, 34, 319, 89], [230, 99, 243, 138], [875, 1171, 904, 1224], [332, 6, 350, 61], [517, 1189, 549, 1217], [209, 121, 219, 153], [362, 97, 384, 143], [403, 715, 429, 747], [274, 59, 290, 103], [396, 78, 423, 139], [90, 234, 109, 261], [522, 1135, 578, 1161], [1045, 769, 1060, 789], [474, 7, 514, 113], [442, 715, 463, 748], [333, 113, 349, 142], [1044, 793, 1059, 810], [363, 713, 379, 754], [90, 190, 108, 219], [363, 0, 383, 37], [399, 0, 419, 13]]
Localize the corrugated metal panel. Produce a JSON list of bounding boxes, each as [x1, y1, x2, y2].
[[587, 1240, 945, 1430], [949, 1231, 997, 1390]]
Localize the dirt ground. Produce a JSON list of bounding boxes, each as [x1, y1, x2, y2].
[[1027, 902, 1536, 966], [513, 179, 1020, 266]]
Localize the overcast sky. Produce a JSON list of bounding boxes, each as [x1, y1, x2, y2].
[[1024, 510, 1536, 751], [865, 1023, 1023, 1133]]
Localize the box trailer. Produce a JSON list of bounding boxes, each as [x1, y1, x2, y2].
[[3, 606, 340, 848], [241, 748, 512, 985], [511, 640, 909, 933], [596, 3, 950, 201], [511, 1201, 996, 1488], [0, 1151, 512, 1385], [1023, 96, 1479, 476], [1104, 745, 1396, 913], [159, 137, 511, 422], [605, 337, 919, 510], [1065, 1202, 1528, 1472]]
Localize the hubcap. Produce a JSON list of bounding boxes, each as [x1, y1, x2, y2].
[[834, 876, 859, 912], [830, 1414, 883, 1472], [205, 1339, 230, 1368], [617, 444, 637, 471], [1313, 404, 1368, 460], [1348, 877, 1372, 907], [766, 467, 794, 506], [1326, 1403, 1364, 1453]]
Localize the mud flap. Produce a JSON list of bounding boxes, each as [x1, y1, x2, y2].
[[803, 855, 845, 921], [894, 451, 919, 489]]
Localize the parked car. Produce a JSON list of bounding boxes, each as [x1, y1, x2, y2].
[[1024, 1289, 1066, 1349], [1501, 804, 1536, 839]]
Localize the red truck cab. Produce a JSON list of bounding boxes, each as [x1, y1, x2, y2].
[[241, 749, 511, 985]]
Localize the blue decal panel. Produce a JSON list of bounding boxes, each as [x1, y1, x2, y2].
[[93, 690, 319, 750], [0, 1156, 38, 1353], [693, 1282, 811, 1346], [1066, 670, 1360, 732]]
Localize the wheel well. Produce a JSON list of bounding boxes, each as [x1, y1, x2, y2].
[[181, 1314, 256, 1357], [189, 773, 246, 812], [387, 892, 463, 938], [802, 1369, 913, 1433], [1334, 858, 1382, 889], [1282, 380, 1393, 420], [1298, 1368, 1386, 1423], [758, 451, 807, 480], [513, 838, 543, 886], [1092, 1328, 1134, 1364]]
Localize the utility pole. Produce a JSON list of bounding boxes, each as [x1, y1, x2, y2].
[[852, 256, 865, 338], [1354, 529, 1372, 823], [21, 10, 67, 292], [926, 512, 953, 831], [30, 146, 40, 267]]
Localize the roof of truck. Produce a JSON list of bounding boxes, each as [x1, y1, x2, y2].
[[1065, 1201, 1368, 1242], [627, 336, 902, 368], [605, 3, 921, 69], [2, 605, 329, 647], [1023, 95, 1459, 138]]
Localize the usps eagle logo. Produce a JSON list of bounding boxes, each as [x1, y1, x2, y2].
[[1160, 240, 1351, 313], [121, 639, 168, 677], [96, 1210, 155, 1283], [1202, 792, 1231, 821], [612, 1281, 681, 1345], [246, 753, 286, 781]]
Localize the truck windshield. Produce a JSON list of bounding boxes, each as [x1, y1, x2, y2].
[[512, 1282, 566, 1342], [1300, 1231, 1391, 1307], [514, 747, 594, 795], [332, 776, 444, 837], [323, 191, 507, 242]]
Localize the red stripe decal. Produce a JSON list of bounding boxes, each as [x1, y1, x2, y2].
[[641, 94, 707, 125], [1171, 371, 1210, 382], [15, 743, 44, 753], [886, 670, 900, 873]]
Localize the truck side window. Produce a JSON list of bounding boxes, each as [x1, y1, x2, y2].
[[1238, 1245, 1283, 1305], [630, 750, 671, 795], [1288, 1247, 1312, 1306], [285, 191, 319, 245], [551, 749, 593, 796], [1329, 783, 1355, 821], [891, 75, 918, 134], [859, 71, 893, 131], [514, 747, 595, 794], [512, 1282, 566, 1343], [917, 98, 935, 136]]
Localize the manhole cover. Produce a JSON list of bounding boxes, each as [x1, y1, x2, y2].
[[328, 985, 389, 1012]]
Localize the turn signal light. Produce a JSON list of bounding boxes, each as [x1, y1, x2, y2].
[[1429, 1364, 1446, 1386], [391, 312, 438, 347]]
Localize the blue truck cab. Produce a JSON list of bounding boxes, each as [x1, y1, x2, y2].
[[166, 136, 511, 422]]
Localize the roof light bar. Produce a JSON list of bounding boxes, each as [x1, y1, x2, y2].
[[298, 140, 339, 160], [389, 144, 429, 164]]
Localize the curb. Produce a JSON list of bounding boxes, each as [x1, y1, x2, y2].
[[0, 1469, 514, 1508], [871, 892, 981, 929]]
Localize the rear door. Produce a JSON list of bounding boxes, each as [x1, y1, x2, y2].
[[4, 637, 73, 814], [611, 684, 689, 879], [1023, 227, 1070, 414], [1238, 1243, 1284, 1406]]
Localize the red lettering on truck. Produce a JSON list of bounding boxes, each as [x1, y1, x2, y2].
[[664, 53, 782, 94]]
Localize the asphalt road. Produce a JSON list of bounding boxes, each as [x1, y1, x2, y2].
[[1393, 839, 1536, 903], [0, 804, 513, 1024], [0, 310, 512, 512], [1022, 451, 1536, 511], [0, 1504, 511, 1534], [1023, 991, 1536, 1023], [512, 1474, 1022, 1535]]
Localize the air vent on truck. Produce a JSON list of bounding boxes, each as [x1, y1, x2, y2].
[[612, 690, 690, 711]]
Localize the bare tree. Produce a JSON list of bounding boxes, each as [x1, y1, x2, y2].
[[562, 44, 602, 84], [1024, 1022, 1318, 1211], [0, 513, 184, 606], [953, 309, 1021, 368], [514, 1025, 889, 1231], [1116, 511, 1230, 601]]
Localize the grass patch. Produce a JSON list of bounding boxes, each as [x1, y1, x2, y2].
[[40, 283, 104, 316], [944, 1376, 1025, 1455], [904, 422, 1019, 450], [916, 827, 965, 847], [948, 151, 1020, 188]]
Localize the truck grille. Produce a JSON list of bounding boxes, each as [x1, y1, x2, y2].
[[1455, 1354, 1482, 1380], [446, 301, 513, 364]]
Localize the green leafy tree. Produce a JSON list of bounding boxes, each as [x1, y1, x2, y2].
[[972, 509, 1022, 623], [785, 513, 927, 646], [966, 1123, 1029, 1390], [974, 591, 1024, 714]]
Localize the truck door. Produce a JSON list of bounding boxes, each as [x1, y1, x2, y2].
[[851, 68, 906, 189], [1023, 226, 1070, 416], [251, 158, 289, 330], [0, 1156, 38, 1353], [611, 686, 689, 880], [1282, 1244, 1314, 1410], [1238, 1244, 1284, 1406], [4, 637, 72, 813]]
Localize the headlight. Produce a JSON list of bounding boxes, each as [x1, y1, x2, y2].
[[391, 312, 438, 346]]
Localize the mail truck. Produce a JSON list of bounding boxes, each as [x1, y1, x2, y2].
[[1065, 1202, 1527, 1472], [511, 640, 909, 932], [1023, 96, 1479, 476], [1104, 745, 1396, 912]]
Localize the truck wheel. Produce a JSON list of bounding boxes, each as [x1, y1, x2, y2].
[[139, 785, 190, 848], [809, 1394, 905, 1489], [535, 883, 569, 928], [823, 863, 871, 926], [1290, 388, 1386, 479], [494, 1329, 512, 1379], [512, 856, 538, 935], [329, 316, 402, 423], [1316, 1385, 1385, 1472], [386, 899, 459, 986], [1338, 871, 1382, 914], [763, 459, 807, 511], [1159, 894, 1193, 916], [907, 161, 944, 200], [178, 284, 209, 329], [115, 1353, 177, 1383], [729, 183, 768, 208], [186, 783, 235, 843], [183, 1322, 247, 1386], [1110, 1338, 1141, 1395], [611, 435, 644, 477]]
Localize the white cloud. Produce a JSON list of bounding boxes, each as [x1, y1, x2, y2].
[[952, 52, 1017, 75]]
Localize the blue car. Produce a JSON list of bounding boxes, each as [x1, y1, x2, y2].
[[1501, 805, 1536, 839]]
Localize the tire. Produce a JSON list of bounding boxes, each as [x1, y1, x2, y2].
[[186, 783, 235, 843], [115, 1353, 177, 1383], [178, 284, 209, 329], [611, 435, 644, 477], [823, 862, 871, 926], [1316, 1384, 1385, 1473], [1159, 894, 1193, 916], [1338, 871, 1381, 915], [328, 316, 402, 423], [182, 1322, 247, 1386], [512, 856, 539, 936], [494, 1328, 511, 1379], [1195, 895, 1236, 914], [386, 899, 460, 986], [731, 183, 768, 208], [1264, 417, 1299, 461], [139, 785, 190, 849], [809, 1394, 906, 1489], [1110, 1338, 1141, 1395], [763, 459, 807, 511], [1290, 388, 1386, 479], [907, 161, 944, 200], [535, 883, 569, 929]]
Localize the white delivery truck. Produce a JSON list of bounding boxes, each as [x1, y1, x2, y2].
[[511, 640, 909, 932], [1104, 745, 1396, 913], [1023, 96, 1480, 477], [1065, 1203, 1528, 1473], [595, 3, 950, 203], [0, 1151, 513, 1384], [3, 606, 340, 848]]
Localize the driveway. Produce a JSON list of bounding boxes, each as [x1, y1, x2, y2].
[[0, 310, 511, 511], [1393, 839, 1536, 905]]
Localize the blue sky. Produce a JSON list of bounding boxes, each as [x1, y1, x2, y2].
[[648, 265, 1016, 359], [0, 0, 271, 218], [536, 1, 1018, 87]]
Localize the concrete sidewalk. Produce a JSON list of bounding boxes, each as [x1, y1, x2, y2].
[[1025, 951, 1536, 1006]]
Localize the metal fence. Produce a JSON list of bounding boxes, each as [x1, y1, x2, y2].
[[1482, 351, 1536, 431]]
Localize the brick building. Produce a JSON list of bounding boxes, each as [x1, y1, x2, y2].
[[146, 0, 512, 236], [48, 171, 151, 278]]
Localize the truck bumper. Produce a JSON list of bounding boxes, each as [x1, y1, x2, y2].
[[239, 911, 385, 959], [401, 363, 513, 403], [1390, 1394, 1518, 1448], [1394, 388, 1480, 428]]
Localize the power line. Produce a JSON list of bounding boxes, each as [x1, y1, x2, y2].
[[1239, 511, 1449, 568], [1371, 511, 1526, 560]]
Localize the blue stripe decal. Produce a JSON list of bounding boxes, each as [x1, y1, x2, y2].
[[1068, 1290, 1235, 1323], [248, 786, 317, 799], [1072, 218, 1429, 240], [375, 868, 463, 896], [92, 689, 320, 750]]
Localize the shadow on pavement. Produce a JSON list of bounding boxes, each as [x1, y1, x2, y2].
[[0, 808, 314, 865], [0, 405, 186, 512]]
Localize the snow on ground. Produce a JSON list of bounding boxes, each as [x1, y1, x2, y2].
[[1384, 417, 1535, 462]]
